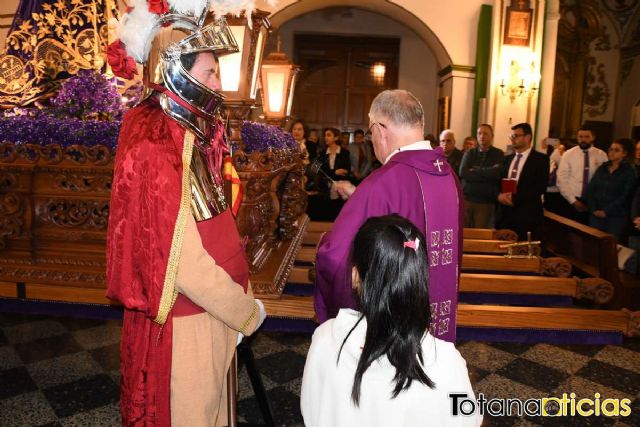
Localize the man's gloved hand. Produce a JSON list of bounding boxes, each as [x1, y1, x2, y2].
[[237, 299, 267, 346], [255, 299, 266, 329]]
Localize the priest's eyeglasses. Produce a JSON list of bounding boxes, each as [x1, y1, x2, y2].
[[367, 122, 387, 133]]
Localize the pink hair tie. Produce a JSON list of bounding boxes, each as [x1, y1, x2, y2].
[[403, 238, 420, 252]]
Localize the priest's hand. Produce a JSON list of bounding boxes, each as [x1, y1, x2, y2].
[[593, 210, 607, 219], [573, 200, 588, 212], [333, 180, 356, 200], [497, 192, 513, 206]]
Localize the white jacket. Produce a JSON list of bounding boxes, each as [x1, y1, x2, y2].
[[301, 309, 482, 427]]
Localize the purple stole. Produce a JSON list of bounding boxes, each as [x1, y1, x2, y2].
[[414, 168, 460, 343]]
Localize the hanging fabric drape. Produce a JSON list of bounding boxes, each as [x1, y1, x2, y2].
[[0, 0, 117, 107]]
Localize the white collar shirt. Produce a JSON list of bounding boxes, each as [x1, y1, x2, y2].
[[326, 146, 342, 169], [556, 145, 608, 204], [384, 140, 432, 164]]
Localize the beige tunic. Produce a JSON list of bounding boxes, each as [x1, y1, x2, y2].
[[171, 214, 260, 426]]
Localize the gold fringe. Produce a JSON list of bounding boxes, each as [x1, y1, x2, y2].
[[238, 303, 259, 335], [155, 131, 195, 325]]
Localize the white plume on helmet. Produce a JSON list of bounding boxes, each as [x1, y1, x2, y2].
[[209, 0, 277, 18], [112, 0, 277, 66], [119, 0, 161, 63], [168, 0, 209, 15]]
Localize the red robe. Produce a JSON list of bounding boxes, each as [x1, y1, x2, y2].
[[106, 99, 250, 426]]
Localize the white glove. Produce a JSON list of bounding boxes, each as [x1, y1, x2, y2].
[[255, 299, 266, 330], [237, 299, 266, 346]]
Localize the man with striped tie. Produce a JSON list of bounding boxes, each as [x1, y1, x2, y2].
[[556, 125, 608, 224], [496, 123, 550, 240]]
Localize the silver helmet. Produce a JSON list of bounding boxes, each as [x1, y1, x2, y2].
[[110, 1, 242, 141], [158, 19, 238, 141]]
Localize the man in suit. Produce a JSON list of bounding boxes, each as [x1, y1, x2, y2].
[[496, 123, 550, 240], [348, 129, 374, 183]]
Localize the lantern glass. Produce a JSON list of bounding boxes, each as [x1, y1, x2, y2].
[[250, 30, 266, 99], [285, 71, 298, 116], [219, 25, 246, 92], [265, 67, 287, 114]]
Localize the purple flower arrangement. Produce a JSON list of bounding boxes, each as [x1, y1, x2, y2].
[[52, 70, 123, 121], [239, 121, 299, 154], [0, 110, 120, 148], [0, 71, 123, 149]]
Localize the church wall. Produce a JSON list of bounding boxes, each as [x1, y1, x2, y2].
[[488, 0, 546, 151], [615, 55, 640, 138], [274, 7, 439, 134], [581, 7, 620, 142], [614, 4, 640, 139], [262, 0, 488, 66], [552, 0, 640, 140], [393, 0, 490, 66]]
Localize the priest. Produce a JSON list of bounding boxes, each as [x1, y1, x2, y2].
[[315, 89, 462, 343]]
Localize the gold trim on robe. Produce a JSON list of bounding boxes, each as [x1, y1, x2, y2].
[[155, 130, 195, 325]]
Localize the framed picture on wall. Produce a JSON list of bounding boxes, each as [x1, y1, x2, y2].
[[503, 1, 533, 46], [437, 96, 450, 135]]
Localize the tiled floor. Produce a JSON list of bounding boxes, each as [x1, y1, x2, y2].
[[1, 311, 639, 426]]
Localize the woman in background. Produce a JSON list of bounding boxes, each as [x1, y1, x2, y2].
[[587, 138, 637, 241], [290, 119, 310, 165]]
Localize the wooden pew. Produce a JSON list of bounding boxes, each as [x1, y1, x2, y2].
[[459, 274, 613, 304], [294, 251, 572, 277], [288, 268, 612, 304], [542, 210, 636, 309], [302, 222, 519, 248], [306, 222, 519, 241], [463, 228, 518, 241], [304, 236, 520, 254], [260, 295, 638, 336]]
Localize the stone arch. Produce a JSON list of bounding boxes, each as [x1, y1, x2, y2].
[[268, 0, 452, 69]]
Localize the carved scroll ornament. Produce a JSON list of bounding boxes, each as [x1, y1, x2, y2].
[[540, 256, 573, 277], [36, 199, 109, 229], [0, 143, 114, 166], [575, 277, 615, 304]]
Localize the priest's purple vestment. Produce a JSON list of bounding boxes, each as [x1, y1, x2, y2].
[[314, 146, 463, 342]]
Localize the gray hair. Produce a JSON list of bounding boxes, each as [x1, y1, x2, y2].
[[369, 89, 424, 130], [440, 129, 455, 139]]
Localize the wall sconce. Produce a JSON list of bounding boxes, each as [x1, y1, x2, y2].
[[499, 59, 540, 103], [259, 36, 300, 127]]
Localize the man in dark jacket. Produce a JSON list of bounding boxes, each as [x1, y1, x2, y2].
[[460, 124, 504, 228], [440, 129, 463, 177], [496, 123, 550, 240]]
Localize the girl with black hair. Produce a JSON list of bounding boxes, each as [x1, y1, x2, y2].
[[301, 214, 480, 426]]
